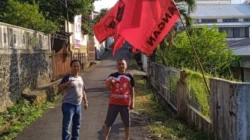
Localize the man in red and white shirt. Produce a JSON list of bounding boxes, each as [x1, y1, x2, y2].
[[104, 59, 135, 140]]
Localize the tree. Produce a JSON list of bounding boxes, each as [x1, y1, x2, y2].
[[150, 0, 196, 62], [93, 8, 109, 24], [3, 0, 96, 33], [2, 0, 58, 33], [156, 26, 236, 77]]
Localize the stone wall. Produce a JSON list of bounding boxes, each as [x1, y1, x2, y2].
[[0, 49, 52, 112]]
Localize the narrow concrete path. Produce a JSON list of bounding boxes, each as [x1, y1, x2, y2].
[[15, 46, 146, 140]]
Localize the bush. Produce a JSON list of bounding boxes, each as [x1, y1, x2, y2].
[[185, 69, 211, 118]]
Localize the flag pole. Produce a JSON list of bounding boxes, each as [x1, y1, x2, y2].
[[172, 1, 211, 95]]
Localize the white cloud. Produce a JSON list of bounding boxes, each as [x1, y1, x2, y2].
[[94, 0, 118, 12]]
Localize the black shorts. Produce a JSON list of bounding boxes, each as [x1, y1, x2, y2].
[[105, 104, 130, 127]]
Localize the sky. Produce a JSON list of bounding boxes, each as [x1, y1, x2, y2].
[[94, 0, 118, 12], [93, 0, 246, 12], [231, 0, 246, 4]]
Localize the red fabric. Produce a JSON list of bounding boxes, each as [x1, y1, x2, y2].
[[92, 0, 142, 44], [121, 0, 180, 55], [92, 2, 119, 43], [112, 33, 125, 56], [111, 0, 142, 55]]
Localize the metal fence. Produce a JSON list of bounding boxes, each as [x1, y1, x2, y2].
[[148, 62, 181, 110]]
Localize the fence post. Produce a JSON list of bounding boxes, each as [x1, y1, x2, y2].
[[177, 70, 188, 117]]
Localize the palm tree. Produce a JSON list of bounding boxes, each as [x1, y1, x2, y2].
[[150, 0, 196, 64]]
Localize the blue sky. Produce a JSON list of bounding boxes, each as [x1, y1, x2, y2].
[[94, 0, 246, 12]]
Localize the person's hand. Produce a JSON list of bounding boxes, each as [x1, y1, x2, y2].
[[129, 102, 135, 110], [83, 102, 88, 110], [111, 79, 115, 84], [66, 80, 74, 86], [107, 78, 115, 85]]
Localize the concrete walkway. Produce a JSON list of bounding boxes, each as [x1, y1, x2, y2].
[[15, 47, 147, 140]]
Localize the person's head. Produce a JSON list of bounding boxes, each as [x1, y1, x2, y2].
[[116, 59, 127, 73], [70, 60, 81, 75]]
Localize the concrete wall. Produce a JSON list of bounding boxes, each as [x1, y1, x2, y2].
[[0, 22, 52, 112], [237, 84, 250, 140]]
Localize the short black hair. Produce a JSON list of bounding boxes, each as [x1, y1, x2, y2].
[[117, 58, 126, 63], [70, 59, 81, 67]]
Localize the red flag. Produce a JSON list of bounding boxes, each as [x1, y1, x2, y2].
[[92, 0, 142, 44], [92, 1, 121, 43], [121, 0, 180, 55], [112, 33, 125, 56]]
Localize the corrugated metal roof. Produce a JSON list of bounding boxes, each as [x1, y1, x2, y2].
[[230, 45, 250, 56], [191, 4, 250, 18], [193, 22, 250, 27], [227, 38, 250, 48], [226, 38, 250, 56]]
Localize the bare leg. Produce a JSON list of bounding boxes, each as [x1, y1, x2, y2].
[[104, 125, 111, 140], [125, 127, 130, 140]]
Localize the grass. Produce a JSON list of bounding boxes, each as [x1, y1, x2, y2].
[[134, 76, 214, 140], [185, 69, 211, 118], [0, 95, 60, 140]]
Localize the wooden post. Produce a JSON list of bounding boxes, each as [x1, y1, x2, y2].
[[177, 70, 188, 117]]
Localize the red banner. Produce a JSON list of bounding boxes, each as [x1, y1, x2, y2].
[[112, 33, 125, 56], [93, 0, 142, 44], [92, 1, 121, 43], [121, 0, 180, 55]]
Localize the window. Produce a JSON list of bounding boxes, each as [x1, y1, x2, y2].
[[246, 27, 249, 37], [4, 33, 6, 43], [239, 28, 246, 37], [14, 34, 16, 44], [222, 18, 238, 22], [228, 28, 233, 38], [193, 19, 200, 24], [39, 34, 42, 47], [201, 19, 217, 23], [8, 28, 13, 47], [23, 34, 25, 44], [244, 18, 250, 22], [219, 27, 249, 38]]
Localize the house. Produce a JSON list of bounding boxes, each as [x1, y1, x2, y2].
[[141, 3, 250, 82], [227, 38, 250, 82], [191, 4, 250, 40], [190, 4, 250, 81], [196, 0, 231, 4]]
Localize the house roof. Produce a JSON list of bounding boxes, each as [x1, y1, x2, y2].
[[191, 4, 250, 18], [193, 22, 250, 27], [230, 45, 250, 56], [226, 38, 250, 56], [227, 38, 250, 48]]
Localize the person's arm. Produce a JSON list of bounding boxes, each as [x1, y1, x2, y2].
[[130, 75, 135, 110], [130, 87, 135, 109], [82, 91, 88, 110], [58, 78, 73, 93], [105, 74, 115, 91], [106, 79, 114, 91]]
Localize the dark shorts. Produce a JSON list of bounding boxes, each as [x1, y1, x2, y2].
[[105, 104, 130, 127]]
